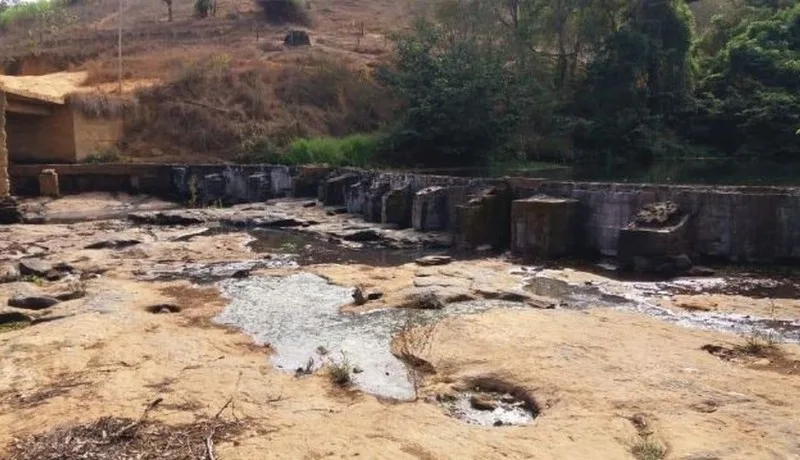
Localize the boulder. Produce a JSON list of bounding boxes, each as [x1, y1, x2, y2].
[[18, 258, 54, 278], [511, 196, 580, 259], [8, 295, 60, 310], [400, 292, 444, 310], [381, 184, 412, 228], [412, 186, 449, 231], [284, 30, 311, 46], [470, 395, 498, 411]]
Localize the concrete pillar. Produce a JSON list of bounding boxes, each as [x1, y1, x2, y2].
[[0, 91, 9, 197], [412, 186, 449, 231], [38, 169, 60, 197], [456, 184, 512, 249], [381, 184, 412, 228], [511, 196, 580, 258]]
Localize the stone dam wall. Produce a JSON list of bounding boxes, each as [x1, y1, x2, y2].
[[9, 163, 800, 262]]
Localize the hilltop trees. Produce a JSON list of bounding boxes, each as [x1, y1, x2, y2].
[[380, 0, 800, 179]]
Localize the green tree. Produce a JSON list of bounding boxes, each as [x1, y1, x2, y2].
[[379, 19, 536, 167], [689, 0, 800, 159]]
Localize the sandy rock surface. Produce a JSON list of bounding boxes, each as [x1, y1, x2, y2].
[[0, 195, 798, 459]]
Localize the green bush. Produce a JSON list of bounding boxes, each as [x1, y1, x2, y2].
[[0, 0, 59, 29], [285, 134, 380, 167]]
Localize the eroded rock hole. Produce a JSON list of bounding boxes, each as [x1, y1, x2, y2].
[[437, 377, 540, 426], [145, 304, 182, 314], [0, 312, 33, 332]]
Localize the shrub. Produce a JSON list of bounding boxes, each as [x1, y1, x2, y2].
[[66, 92, 137, 119], [285, 134, 380, 166], [327, 354, 353, 387], [255, 0, 311, 26], [84, 146, 122, 164]]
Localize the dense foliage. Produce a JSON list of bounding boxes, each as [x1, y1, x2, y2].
[[379, 0, 800, 181]]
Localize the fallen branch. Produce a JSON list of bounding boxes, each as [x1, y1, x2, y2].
[[205, 430, 217, 460], [213, 397, 233, 420], [112, 397, 163, 437]]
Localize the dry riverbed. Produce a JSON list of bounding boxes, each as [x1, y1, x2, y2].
[[0, 194, 799, 459]]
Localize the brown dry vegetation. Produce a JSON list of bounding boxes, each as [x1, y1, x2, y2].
[[0, 0, 403, 162]]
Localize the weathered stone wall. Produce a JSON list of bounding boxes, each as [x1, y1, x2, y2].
[[518, 181, 800, 261], [7, 163, 800, 261]]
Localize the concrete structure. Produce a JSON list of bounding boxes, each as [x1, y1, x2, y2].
[[511, 196, 580, 258], [6, 163, 800, 262], [0, 72, 125, 165]]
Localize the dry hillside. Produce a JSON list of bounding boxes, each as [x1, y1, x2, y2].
[[0, 0, 409, 162]]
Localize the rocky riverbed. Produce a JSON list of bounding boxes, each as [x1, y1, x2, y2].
[[0, 193, 798, 459]]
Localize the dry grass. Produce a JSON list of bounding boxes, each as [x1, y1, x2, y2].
[[631, 437, 667, 460], [393, 312, 437, 399], [66, 92, 137, 118], [326, 353, 353, 387], [127, 54, 392, 158], [5, 416, 244, 460]]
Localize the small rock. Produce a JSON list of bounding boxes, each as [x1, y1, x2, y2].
[[366, 291, 383, 301], [343, 229, 383, 242], [493, 420, 504, 427], [302, 201, 317, 208], [18, 258, 54, 277], [85, 239, 142, 250], [415, 255, 453, 266], [0, 264, 20, 283], [333, 207, 348, 214], [54, 290, 86, 301], [404, 292, 444, 310], [470, 395, 498, 411], [752, 358, 772, 366], [231, 269, 251, 279], [8, 296, 60, 310], [352, 287, 366, 305], [352, 366, 364, 374]]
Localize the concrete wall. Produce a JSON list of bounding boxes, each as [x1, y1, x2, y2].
[[518, 181, 800, 261], [7, 163, 800, 261], [72, 112, 124, 161], [7, 104, 76, 163]]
